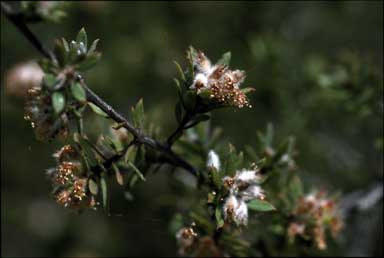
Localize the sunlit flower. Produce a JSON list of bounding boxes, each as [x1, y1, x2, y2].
[[55, 161, 75, 185], [234, 169, 262, 185], [176, 227, 198, 255], [223, 194, 248, 226], [56, 190, 71, 207], [72, 178, 87, 201], [189, 48, 251, 108], [206, 150, 220, 171], [240, 184, 265, 201]]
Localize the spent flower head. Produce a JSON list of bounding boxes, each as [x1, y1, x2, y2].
[[288, 191, 343, 250], [222, 167, 265, 226], [188, 47, 252, 108]]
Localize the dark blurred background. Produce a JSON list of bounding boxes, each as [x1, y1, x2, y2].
[[1, 1, 383, 257]]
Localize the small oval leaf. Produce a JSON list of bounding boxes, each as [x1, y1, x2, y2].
[[88, 102, 109, 117], [51, 92, 66, 114], [71, 82, 87, 102], [113, 163, 124, 186], [100, 175, 108, 210], [247, 199, 276, 212], [76, 52, 102, 71], [128, 161, 146, 181], [43, 74, 57, 90], [76, 27, 88, 50], [88, 39, 100, 54], [216, 51, 231, 66], [88, 179, 98, 195]]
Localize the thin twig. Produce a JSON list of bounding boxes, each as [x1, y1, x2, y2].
[[1, 2, 198, 177]]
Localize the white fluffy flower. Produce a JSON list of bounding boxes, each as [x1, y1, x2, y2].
[[234, 169, 261, 184], [240, 185, 265, 201], [193, 50, 212, 75], [207, 150, 220, 171], [223, 195, 248, 226], [235, 199, 248, 225], [223, 194, 238, 220], [190, 73, 208, 93]]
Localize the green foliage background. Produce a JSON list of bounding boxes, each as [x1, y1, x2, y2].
[[1, 1, 383, 257]]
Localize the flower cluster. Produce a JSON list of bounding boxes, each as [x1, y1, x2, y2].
[[48, 145, 97, 210], [222, 168, 265, 226], [189, 49, 251, 108], [24, 87, 68, 141], [288, 191, 343, 250], [176, 226, 198, 256]]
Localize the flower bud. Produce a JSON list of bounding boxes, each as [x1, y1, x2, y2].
[[206, 150, 220, 171]]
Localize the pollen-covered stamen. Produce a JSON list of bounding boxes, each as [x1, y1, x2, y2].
[[55, 161, 75, 185], [55, 190, 71, 207], [53, 145, 76, 162], [72, 178, 87, 201], [176, 226, 198, 255], [222, 176, 235, 189], [188, 48, 252, 108]]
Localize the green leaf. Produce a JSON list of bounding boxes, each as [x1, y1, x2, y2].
[[173, 60, 185, 81], [43, 74, 57, 90], [224, 144, 238, 176], [265, 123, 274, 147], [100, 174, 108, 211], [248, 199, 276, 212], [168, 213, 183, 235], [129, 174, 139, 188], [76, 52, 102, 71], [68, 40, 79, 63], [128, 161, 146, 181], [113, 163, 124, 186], [88, 102, 109, 117], [215, 207, 224, 229], [289, 175, 303, 201], [88, 39, 100, 54], [131, 98, 144, 128], [88, 178, 98, 195], [216, 51, 231, 66], [38, 58, 54, 73], [209, 169, 222, 191], [124, 146, 137, 163], [124, 190, 134, 201], [51, 92, 66, 114], [61, 38, 69, 52], [76, 27, 88, 50], [53, 39, 67, 67], [70, 82, 86, 102]]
